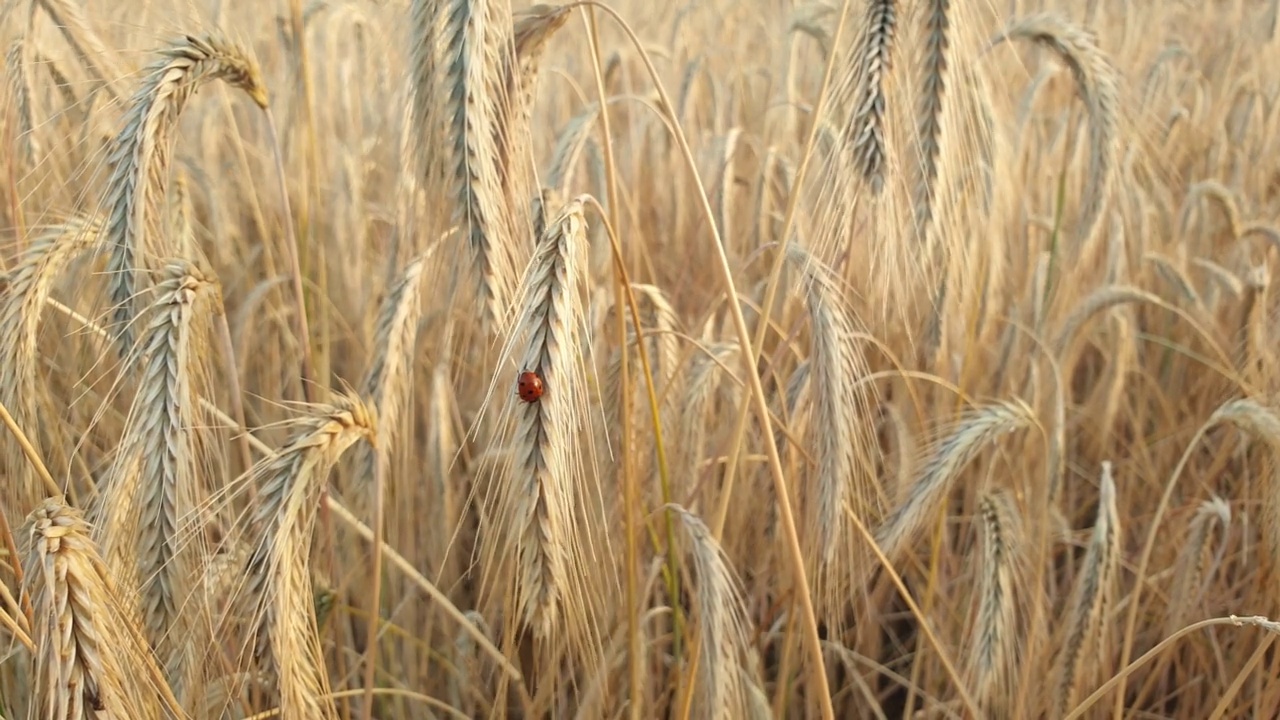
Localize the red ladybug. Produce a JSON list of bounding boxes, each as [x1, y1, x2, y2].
[[517, 370, 544, 403]]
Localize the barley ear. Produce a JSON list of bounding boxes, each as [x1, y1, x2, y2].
[[786, 244, 878, 617], [845, 0, 897, 193]]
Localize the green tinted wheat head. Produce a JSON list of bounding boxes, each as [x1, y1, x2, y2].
[[101, 33, 267, 355]]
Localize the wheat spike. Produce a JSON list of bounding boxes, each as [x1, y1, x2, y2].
[[845, 0, 896, 193], [1054, 461, 1121, 714], [991, 14, 1119, 245], [101, 33, 267, 355], [490, 197, 592, 639], [240, 394, 377, 719], [670, 504, 751, 720], [24, 499, 176, 720], [875, 400, 1034, 565], [787, 244, 878, 615]]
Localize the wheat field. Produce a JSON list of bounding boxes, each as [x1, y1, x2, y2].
[[1, 0, 1279, 717]]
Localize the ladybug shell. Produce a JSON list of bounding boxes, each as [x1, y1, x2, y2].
[[517, 371, 544, 403]]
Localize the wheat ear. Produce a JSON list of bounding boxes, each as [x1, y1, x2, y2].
[[6, 39, 38, 164], [92, 261, 217, 697], [354, 253, 430, 487], [101, 33, 267, 355], [668, 504, 750, 720], [241, 394, 377, 719], [969, 489, 1025, 714], [0, 217, 103, 519], [24, 499, 176, 720], [875, 400, 1034, 565], [1054, 461, 1121, 715], [846, 0, 896, 193], [34, 0, 130, 103], [787, 244, 878, 614], [991, 14, 1119, 245], [491, 197, 591, 639], [914, 0, 951, 227], [411, 0, 521, 333], [1165, 497, 1230, 637]]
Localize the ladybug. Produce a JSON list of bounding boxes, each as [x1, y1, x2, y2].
[[517, 370, 544, 403]]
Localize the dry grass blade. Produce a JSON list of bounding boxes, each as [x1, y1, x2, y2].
[[24, 498, 177, 720], [101, 33, 268, 355]]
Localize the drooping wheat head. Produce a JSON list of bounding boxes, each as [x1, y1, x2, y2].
[[100, 33, 267, 355]]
